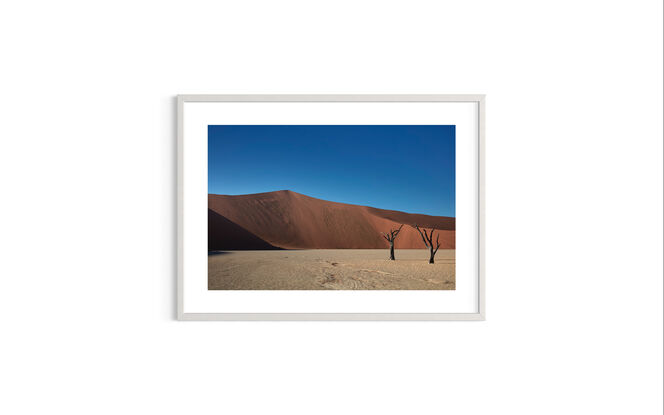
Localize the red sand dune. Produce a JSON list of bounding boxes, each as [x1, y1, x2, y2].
[[208, 190, 455, 250], [208, 209, 280, 250]]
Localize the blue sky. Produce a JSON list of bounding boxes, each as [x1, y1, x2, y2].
[[208, 125, 455, 217]]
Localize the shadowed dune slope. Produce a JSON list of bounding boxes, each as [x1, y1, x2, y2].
[[208, 209, 281, 250], [208, 190, 455, 250]]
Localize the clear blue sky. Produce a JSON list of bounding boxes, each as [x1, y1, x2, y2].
[[208, 125, 455, 217]]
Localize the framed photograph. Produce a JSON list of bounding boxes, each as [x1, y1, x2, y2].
[[177, 95, 485, 320]]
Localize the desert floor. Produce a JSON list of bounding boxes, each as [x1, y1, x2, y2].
[[208, 249, 455, 290]]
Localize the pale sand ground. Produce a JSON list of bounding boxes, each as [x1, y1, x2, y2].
[[208, 249, 455, 290]]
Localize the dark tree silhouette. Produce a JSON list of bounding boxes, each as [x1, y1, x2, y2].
[[381, 224, 404, 260], [413, 225, 440, 264]]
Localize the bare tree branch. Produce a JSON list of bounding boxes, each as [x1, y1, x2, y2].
[[414, 225, 428, 247], [411, 225, 441, 264], [381, 224, 405, 260]]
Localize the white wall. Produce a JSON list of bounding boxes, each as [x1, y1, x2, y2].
[[0, 1, 661, 414]]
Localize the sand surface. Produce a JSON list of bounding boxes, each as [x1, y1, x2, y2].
[[208, 249, 455, 290], [209, 190, 455, 250]]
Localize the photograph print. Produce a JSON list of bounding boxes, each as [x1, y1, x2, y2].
[[208, 125, 456, 290]]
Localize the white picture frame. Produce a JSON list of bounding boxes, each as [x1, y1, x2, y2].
[[177, 95, 485, 320]]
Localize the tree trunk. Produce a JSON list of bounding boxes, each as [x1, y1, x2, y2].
[[389, 242, 395, 260], [429, 247, 435, 264]]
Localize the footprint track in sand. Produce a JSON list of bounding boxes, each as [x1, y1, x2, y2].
[[345, 276, 366, 289], [320, 273, 338, 285], [319, 272, 368, 289], [357, 268, 393, 276]]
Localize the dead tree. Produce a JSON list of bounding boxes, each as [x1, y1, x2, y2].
[[381, 224, 404, 260], [413, 225, 440, 264]]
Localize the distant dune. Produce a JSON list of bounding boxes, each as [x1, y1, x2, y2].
[[208, 190, 455, 250]]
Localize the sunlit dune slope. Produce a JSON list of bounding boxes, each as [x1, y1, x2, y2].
[[208, 190, 455, 250]]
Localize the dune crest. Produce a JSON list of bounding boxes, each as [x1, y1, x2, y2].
[[208, 190, 455, 250]]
